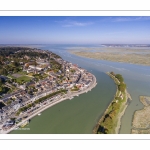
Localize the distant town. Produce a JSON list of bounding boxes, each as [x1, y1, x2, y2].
[[0, 47, 96, 133], [101, 44, 150, 47]]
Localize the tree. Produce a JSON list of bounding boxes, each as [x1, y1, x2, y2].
[[0, 78, 2, 86], [6, 100, 12, 105], [14, 79, 17, 83], [110, 71, 115, 76], [13, 61, 20, 67], [115, 74, 124, 83], [103, 116, 113, 131], [115, 96, 122, 101], [118, 83, 126, 92], [10, 118, 16, 121], [109, 110, 117, 119], [0, 86, 3, 92], [1, 68, 8, 75], [112, 102, 119, 110], [21, 80, 24, 84], [97, 125, 108, 134]]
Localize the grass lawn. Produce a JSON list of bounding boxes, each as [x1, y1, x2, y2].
[[7, 74, 16, 79], [33, 73, 48, 80], [8, 71, 27, 79], [16, 76, 32, 83]]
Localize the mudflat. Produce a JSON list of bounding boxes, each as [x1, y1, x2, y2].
[[69, 47, 150, 66], [131, 96, 150, 134]]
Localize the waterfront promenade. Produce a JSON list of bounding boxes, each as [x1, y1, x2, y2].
[[0, 74, 97, 134]]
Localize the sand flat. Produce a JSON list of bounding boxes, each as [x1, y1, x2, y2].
[[132, 96, 150, 134], [69, 47, 150, 66]]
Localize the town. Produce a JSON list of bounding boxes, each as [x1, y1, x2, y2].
[[0, 47, 96, 133]]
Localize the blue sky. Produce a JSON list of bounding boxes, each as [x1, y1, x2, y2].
[[0, 16, 150, 44]]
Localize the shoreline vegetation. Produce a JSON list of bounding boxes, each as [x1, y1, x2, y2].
[[93, 72, 132, 134], [69, 47, 150, 66], [132, 96, 150, 134]]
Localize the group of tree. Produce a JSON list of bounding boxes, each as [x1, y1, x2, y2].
[[115, 74, 124, 83], [110, 72, 126, 92], [0, 47, 26, 57], [50, 59, 62, 70], [0, 78, 9, 94], [118, 82, 126, 92], [0, 86, 10, 95], [110, 71, 116, 76], [0, 68, 8, 75], [97, 99, 122, 134], [97, 72, 127, 134]]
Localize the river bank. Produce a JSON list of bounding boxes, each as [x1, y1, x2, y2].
[[1, 74, 97, 134], [131, 96, 150, 134], [93, 72, 132, 134]]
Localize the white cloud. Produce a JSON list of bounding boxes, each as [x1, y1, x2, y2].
[[99, 16, 150, 22], [55, 19, 94, 27], [111, 16, 150, 22]]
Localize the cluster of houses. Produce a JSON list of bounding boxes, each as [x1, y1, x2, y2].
[[0, 90, 29, 122], [75, 70, 93, 90], [1, 120, 15, 131], [0, 53, 94, 129], [24, 58, 50, 74]]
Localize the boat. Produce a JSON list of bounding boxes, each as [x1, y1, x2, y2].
[[38, 113, 41, 116], [69, 96, 74, 100]]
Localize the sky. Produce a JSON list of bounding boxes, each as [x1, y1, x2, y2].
[[0, 16, 150, 44]]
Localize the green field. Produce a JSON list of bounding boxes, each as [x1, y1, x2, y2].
[[16, 76, 32, 83], [7, 74, 16, 79]]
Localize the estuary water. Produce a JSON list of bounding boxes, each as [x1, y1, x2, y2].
[[11, 44, 150, 134]]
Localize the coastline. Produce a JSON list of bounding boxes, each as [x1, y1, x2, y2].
[[93, 72, 132, 134], [1, 74, 97, 134]]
